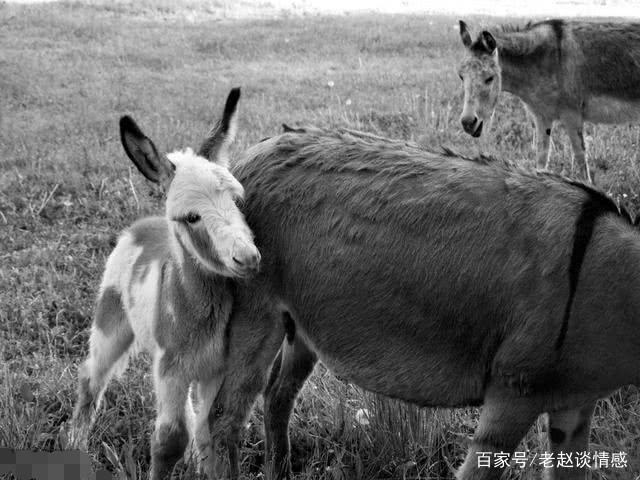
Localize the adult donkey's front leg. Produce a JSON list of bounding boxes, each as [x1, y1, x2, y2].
[[456, 387, 542, 480], [264, 335, 317, 480], [543, 401, 596, 480]]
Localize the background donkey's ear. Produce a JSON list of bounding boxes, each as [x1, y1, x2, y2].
[[459, 21, 472, 48], [198, 87, 241, 167], [481, 30, 497, 53], [120, 116, 174, 186]]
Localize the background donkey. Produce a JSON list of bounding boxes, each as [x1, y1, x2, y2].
[[201, 126, 640, 480], [457, 19, 640, 183], [69, 89, 263, 480]]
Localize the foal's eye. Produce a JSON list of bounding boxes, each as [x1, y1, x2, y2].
[[185, 212, 201, 224], [485, 76, 494, 84], [458, 73, 463, 81]]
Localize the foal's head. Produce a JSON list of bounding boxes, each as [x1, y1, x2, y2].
[[119, 88, 260, 278], [457, 20, 501, 138]]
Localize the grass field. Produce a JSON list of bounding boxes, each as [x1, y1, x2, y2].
[[2, 1, 640, 479]]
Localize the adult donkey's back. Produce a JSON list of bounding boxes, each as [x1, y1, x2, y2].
[[458, 19, 640, 183], [209, 128, 640, 480]]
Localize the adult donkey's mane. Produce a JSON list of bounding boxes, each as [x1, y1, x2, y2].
[[498, 19, 565, 35], [240, 127, 633, 358], [242, 127, 633, 226], [470, 19, 564, 62]]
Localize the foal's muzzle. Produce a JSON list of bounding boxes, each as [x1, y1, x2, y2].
[[231, 242, 261, 276]]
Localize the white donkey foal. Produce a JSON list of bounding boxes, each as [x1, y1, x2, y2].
[[70, 88, 260, 480]]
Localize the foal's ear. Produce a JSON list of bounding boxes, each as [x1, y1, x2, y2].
[[481, 30, 497, 53], [198, 87, 241, 167], [119, 116, 175, 186], [459, 20, 472, 48]]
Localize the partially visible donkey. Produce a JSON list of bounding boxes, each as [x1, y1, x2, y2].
[[69, 88, 263, 480], [196, 125, 640, 480], [458, 19, 640, 183]]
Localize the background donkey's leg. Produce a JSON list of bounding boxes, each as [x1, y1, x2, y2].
[[561, 112, 592, 183], [264, 336, 317, 480], [456, 387, 541, 480], [532, 111, 554, 170], [150, 358, 190, 480], [543, 401, 596, 480], [71, 289, 134, 450]]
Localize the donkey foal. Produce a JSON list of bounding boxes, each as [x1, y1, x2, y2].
[[70, 88, 259, 480]]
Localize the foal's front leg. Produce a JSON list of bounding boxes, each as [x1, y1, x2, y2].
[[191, 378, 223, 479], [150, 355, 190, 480]]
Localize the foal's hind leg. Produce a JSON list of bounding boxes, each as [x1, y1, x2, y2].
[[264, 336, 317, 480], [71, 288, 134, 450], [456, 387, 541, 480], [543, 401, 595, 480]]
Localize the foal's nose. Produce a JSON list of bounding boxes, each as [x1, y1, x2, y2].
[[232, 242, 261, 274], [461, 115, 478, 134]]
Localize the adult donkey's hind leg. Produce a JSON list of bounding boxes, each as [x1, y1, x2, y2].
[[264, 335, 317, 480], [543, 401, 596, 480], [456, 386, 542, 480]]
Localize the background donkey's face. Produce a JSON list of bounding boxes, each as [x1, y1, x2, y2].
[[457, 21, 502, 138], [164, 149, 259, 277], [119, 88, 260, 278]]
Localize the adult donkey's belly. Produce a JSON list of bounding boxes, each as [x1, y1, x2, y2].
[[584, 95, 640, 124], [269, 220, 566, 407]]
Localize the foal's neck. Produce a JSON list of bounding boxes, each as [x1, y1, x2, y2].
[[170, 238, 231, 319]]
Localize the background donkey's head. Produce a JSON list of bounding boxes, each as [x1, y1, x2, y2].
[[457, 20, 502, 138], [119, 88, 260, 278]]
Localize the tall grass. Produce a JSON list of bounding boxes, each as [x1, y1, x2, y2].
[[2, 2, 640, 478]]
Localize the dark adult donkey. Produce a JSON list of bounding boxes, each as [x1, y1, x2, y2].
[[197, 126, 640, 480], [457, 19, 640, 183]]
